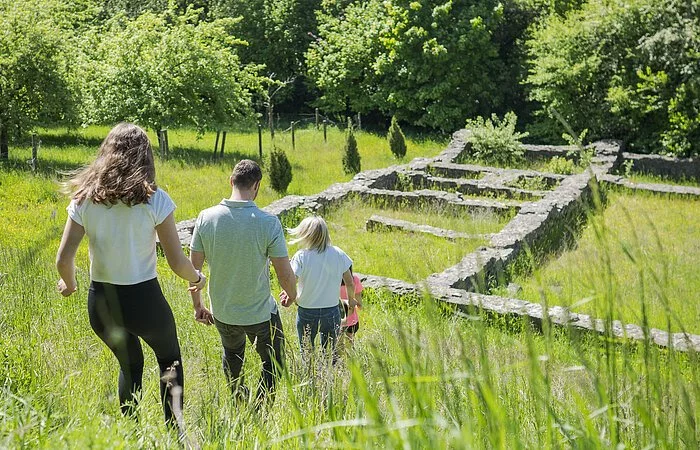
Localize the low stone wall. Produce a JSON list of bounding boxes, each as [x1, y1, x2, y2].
[[358, 272, 700, 352], [623, 152, 700, 181], [357, 188, 520, 216], [429, 285, 700, 353], [366, 214, 494, 241], [522, 144, 578, 161], [489, 171, 593, 260], [599, 174, 700, 198], [427, 161, 567, 184]]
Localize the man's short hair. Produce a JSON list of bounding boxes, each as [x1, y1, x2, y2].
[[231, 159, 262, 189]]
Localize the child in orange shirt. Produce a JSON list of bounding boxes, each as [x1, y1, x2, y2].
[[339, 269, 363, 345]]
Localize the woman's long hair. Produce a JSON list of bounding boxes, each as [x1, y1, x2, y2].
[[65, 123, 156, 206]]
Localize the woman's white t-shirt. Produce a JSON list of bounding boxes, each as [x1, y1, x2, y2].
[[290, 246, 352, 309], [67, 189, 176, 285]]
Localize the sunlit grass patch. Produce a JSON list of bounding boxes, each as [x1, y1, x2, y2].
[[495, 191, 700, 332], [284, 198, 503, 282], [363, 202, 510, 235], [0, 125, 446, 245]]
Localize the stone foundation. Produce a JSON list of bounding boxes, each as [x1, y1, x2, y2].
[[174, 130, 700, 352]]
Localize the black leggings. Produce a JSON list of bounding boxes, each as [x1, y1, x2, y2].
[[88, 278, 183, 424]]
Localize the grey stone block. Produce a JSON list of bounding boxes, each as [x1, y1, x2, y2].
[[599, 174, 700, 197], [365, 214, 493, 241]]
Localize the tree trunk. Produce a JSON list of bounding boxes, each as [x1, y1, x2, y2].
[[163, 129, 169, 156], [157, 130, 165, 157], [220, 131, 226, 157], [0, 123, 8, 159]]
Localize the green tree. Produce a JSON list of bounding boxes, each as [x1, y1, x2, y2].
[[77, 7, 264, 142], [211, 0, 322, 106], [527, 0, 700, 156], [387, 116, 407, 159], [0, 0, 77, 158], [306, 0, 388, 115], [268, 145, 293, 193], [308, 0, 513, 130], [342, 117, 361, 174]]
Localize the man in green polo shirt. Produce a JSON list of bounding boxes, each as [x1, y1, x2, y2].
[[188, 159, 297, 402]]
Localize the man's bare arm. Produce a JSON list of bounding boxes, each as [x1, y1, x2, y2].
[[271, 256, 297, 302]]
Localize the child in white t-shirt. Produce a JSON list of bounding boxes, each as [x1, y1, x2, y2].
[[280, 216, 357, 358]]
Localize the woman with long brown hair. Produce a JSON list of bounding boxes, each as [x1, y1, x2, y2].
[[55, 123, 205, 431]]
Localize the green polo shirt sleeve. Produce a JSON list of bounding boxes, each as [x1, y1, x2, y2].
[[267, 218, 288, 258], [190, 213, 205, 253]]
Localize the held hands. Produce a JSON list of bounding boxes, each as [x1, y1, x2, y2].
[[280, 290, 295, 307], [194, 304, 214, 325], [188, 270, 207, 292], [57, 278, 77, 297]]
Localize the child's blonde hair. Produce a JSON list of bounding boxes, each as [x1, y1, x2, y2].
[[288, 216, 330, 252]]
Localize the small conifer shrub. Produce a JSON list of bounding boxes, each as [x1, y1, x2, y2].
[[342, 117, 361, 174], [388, 116, 407, 158], [268, 146, 293, 193]]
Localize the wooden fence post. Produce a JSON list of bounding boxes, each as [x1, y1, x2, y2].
[[357, 112, 362, 131], [268, 104, 275, 140], [323, 119, 327, 143], [258, 124, 263, 160], [157, 129, 170, 158], [0, 125, 8, 159], [29, 133, 39, 172], [163, 129, 169, 156], [291, 121, 296, 150], [315, 108, 319, 130]]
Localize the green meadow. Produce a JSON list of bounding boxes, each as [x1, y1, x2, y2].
[[1, 126, 698, 448], [493, 190, 700, 334]]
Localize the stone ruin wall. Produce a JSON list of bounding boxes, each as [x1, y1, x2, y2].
[[176, 130, 700, 352]]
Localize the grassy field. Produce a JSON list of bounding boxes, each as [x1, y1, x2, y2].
[[493, 191, 700, 333], [0, 125, 447, 230], [1, 126, 698, 448], [289, 198, 510, 282]]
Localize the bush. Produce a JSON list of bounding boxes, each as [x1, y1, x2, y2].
[[526, 0, 700, 156], [268, 146, 293, 193], [465, 111, 528, 166], [342, 117, 361, 174], [387, 116, 407, 159], [544, 156, 576, 175]]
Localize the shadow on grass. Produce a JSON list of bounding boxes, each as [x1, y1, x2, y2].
[[36, 132, 104, 149], [0, 156, 85, 178], [165, 145, 260, 169]]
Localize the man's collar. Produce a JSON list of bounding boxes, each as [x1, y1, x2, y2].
[[220, 198, 256, 208]]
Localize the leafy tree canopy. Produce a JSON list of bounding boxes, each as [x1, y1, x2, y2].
[[308, 0, 513, 131], [0, 0, 77, 155], [211, 0, 322, 105], [77, 6, 265, 133], [527, 0, 700, 156]]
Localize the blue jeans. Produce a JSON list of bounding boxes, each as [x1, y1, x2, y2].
[[296, 305, 341, 353]]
